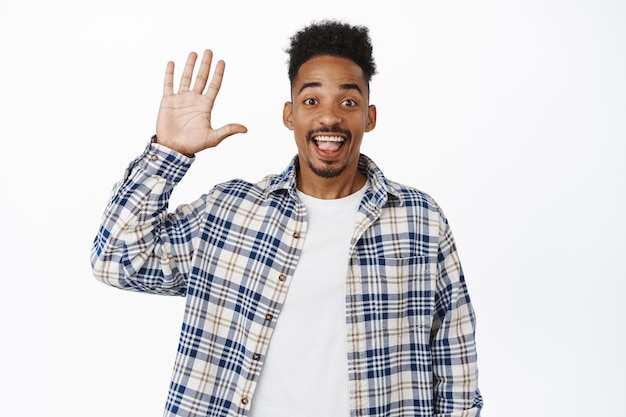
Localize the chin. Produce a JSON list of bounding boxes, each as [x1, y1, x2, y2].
[[308, 160, 348, 179]]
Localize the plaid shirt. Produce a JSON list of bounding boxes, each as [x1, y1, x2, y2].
[[91, 141, 482, 417]]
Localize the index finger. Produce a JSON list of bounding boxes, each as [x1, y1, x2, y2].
[[203, 59, 226, 108]]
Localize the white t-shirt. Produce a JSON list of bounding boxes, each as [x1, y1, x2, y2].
[[249, 183, 367, 417]]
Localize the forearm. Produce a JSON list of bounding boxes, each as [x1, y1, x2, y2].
[[431, 279, 482, 416], [91, 140, 196, 295], [431, 214, 483, 416]]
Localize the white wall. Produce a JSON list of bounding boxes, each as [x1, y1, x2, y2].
[[1, 1, 624, 415]]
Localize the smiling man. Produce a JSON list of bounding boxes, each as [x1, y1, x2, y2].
[[285, 54, 375, 199], [91, 20, 482, 417]]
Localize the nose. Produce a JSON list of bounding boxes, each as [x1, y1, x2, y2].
[[318, 103, 342, 126]]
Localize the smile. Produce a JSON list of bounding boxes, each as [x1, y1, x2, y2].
[[313, 135, 345, 153]]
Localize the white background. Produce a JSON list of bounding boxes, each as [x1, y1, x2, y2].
[[1, 1, 624, 416]]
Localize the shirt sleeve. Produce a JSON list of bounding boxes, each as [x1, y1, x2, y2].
[[431, 209, 483, 416], [90, 140, 204, 296]]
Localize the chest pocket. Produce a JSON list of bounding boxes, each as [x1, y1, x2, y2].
[[376, 256, 436, 334]]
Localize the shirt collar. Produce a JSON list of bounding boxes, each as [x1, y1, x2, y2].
[[265, 154, 403, 207]]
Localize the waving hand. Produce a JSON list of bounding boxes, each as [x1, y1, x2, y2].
[[156, 50, 247, 156]]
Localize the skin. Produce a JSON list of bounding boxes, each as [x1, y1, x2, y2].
[[155, 50, 376, 199], [156, 50, 248, 156], [284, 56, 377, 199]]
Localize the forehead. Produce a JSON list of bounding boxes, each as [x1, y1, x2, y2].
[[292, 55, 368, 93]]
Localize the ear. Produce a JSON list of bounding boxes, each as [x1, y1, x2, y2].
[[365, 104, 377, 132], [283, 101, 294, 130]]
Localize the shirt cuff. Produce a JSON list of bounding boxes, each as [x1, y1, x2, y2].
[[122, 136, 195, 184]]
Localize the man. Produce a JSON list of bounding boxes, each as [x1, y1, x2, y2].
[[92, 20, 482, 417]]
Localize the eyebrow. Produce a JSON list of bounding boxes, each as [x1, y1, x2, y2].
[[297, 82, 363, 96]]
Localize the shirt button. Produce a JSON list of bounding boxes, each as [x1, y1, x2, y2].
[[150, 154, 158, 161], [253, 353, 261, 361], [292, 231, 301, 238], [241, 397, 249, 405], [278, 274, 287, 282], [265, 313, 273, 321]]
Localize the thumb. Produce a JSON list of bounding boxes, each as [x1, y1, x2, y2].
[[209, 123, 248, 147]]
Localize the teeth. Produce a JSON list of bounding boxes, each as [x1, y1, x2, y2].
[[314, 136, 344, 142]]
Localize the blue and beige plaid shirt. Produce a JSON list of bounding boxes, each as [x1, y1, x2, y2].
[[91, 142, 482, 417]]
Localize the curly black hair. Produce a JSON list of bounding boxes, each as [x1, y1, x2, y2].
[[286, 20, 377, 86]]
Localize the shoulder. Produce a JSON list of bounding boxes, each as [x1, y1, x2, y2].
[[360, 154, 441, 214], [209, 177, 265, 202], [386, 179, 442, 214], [207, 172, 291, 206]]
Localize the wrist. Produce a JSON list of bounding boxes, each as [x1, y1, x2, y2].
[[151, 135, 195, 158]]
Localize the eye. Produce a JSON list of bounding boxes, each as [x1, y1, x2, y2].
[[303, 97, 318, 106], [342, 98, 358, 107]]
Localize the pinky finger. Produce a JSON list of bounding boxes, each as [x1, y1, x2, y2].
[[163, 61, 175, 96]]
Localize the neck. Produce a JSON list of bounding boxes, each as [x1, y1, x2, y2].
[[296, 169, 367, 199]]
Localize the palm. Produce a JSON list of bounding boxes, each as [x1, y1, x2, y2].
[[157, 92, 215, 153], [155, 50, 247, 156]]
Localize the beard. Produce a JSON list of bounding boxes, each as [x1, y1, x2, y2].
[[306, 158, 350, 179], [305, 126, 352, 179]]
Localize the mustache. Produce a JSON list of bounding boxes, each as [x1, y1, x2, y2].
[[306, 126, 351, 142]]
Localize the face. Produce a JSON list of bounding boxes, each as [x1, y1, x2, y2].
[[283, 55, 376, 191]]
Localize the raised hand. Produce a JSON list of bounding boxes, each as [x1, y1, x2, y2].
[[156, 50, 247, 156]]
